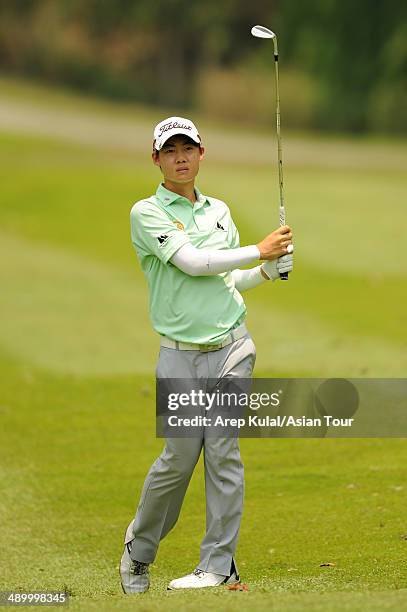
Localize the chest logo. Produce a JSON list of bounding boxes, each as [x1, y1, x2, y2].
[[173, 220, 185, 231], [216, 221, 225, 230]]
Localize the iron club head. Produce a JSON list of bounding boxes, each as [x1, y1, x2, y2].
[[251, 25, 275, 39]]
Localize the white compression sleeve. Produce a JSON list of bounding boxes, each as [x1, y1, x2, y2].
[[231, 266, 269, 292], [170, 242, 260, 276]]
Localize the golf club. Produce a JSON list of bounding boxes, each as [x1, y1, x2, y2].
[[251, 25, 291, 280]]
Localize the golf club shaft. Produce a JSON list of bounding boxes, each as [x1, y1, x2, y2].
[[272, 38, 288, 280]]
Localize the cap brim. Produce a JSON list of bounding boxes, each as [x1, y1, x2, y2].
[[155, 128, 201, 151]]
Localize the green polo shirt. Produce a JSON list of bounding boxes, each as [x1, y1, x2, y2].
[[130, 183, 247, 344]]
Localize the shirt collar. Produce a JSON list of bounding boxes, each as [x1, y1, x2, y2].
[[156, 183, 210, 208]]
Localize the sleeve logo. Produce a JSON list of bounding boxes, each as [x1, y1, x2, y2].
[[157, 234, 169, 246], [216, 221, 225, 230]]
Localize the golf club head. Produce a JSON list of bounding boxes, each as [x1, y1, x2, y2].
[[251, 25, 275, 39]]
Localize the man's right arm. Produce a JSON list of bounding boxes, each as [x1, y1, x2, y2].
[[170, 225, 293, 276], [170, 243, 260, 276], [131, 199, 293, 277]]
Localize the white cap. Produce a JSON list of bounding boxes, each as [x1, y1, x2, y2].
[[153, 116, 201, 151]]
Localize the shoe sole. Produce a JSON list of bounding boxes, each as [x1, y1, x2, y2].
[[167, 574, 240, 590]]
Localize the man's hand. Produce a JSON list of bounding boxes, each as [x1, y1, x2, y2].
[[261, 254, 293, 281], [256, 225, 293, 260]]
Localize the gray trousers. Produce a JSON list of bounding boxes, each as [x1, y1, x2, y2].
[[129, 331, 256, 576]]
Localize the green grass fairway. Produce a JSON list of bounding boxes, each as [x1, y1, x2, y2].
[[0, 78, 406, 610]]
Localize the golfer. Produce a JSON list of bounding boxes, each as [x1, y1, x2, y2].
[[120, 117, 293, 593]]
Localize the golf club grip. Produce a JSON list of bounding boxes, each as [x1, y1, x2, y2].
[[279, 205, 289, 281]]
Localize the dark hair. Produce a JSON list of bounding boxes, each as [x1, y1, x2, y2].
[[152, 135, 202, 157]]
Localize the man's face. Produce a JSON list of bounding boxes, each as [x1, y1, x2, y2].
[[152, 135, 204, 184]]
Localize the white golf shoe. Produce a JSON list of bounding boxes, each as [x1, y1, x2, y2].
[[167, 564, 240, 590], [119, 520, 150, 594]]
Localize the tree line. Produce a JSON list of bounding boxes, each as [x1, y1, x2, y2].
[[0, 0, 405, 133]]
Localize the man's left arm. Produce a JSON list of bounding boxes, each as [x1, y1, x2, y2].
[[231, 256, 293, 291]]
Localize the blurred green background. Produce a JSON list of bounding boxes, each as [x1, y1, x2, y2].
[[1, 0, 406, 133], [1, 2, 406, 610]]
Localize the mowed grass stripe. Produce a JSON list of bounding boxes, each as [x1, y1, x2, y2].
[[0, 231, 153, 375], [1, 231, 405, 376]]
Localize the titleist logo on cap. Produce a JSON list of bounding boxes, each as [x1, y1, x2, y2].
[[158, 120, 193, 137], [153, 116, 201, 150]]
